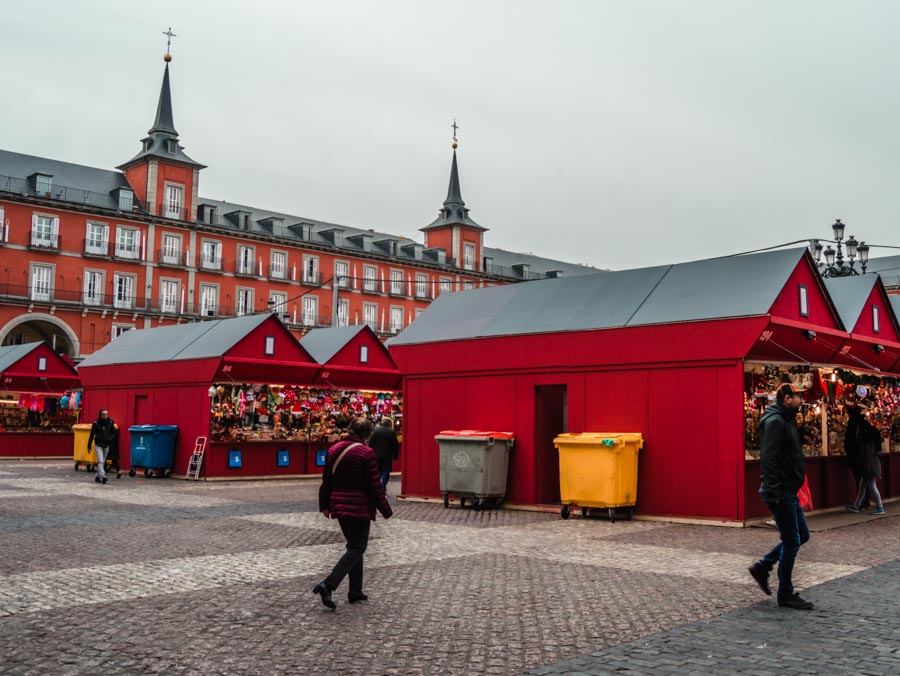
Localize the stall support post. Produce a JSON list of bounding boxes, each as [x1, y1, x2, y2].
[[820, 403, 829, 456]]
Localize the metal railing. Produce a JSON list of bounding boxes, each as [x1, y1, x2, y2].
[[301, 271, 323, 286], [113, 242, 140, 260], [197, 256, 223, 271], [157, 249, 186, 267], [268, 264, 289, 280], [158, 204, 191, 222], [29, 231, 60, 250], [0, 173, 146, 214], [83, 239, 111, 257], [0, 282, 146, 309], [235, 259, 258, 277]]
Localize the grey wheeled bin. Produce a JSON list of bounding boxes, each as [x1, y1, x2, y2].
[[436, 430, 514, 510]]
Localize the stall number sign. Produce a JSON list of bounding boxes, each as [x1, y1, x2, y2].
[[277, 449, 290, 467], [229, 450, 243, 468], [316, 450, 328, 467]]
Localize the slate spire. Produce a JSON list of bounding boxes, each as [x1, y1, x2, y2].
[[148, 63, 177, 136], [421, 131, 485, 233], [444, 149, 465, 207]]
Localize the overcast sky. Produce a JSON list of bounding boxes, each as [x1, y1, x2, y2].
[[3, 0, 900, 269]]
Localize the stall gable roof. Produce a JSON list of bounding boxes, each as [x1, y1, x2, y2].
[[0, 343, 40, 373], [390, 248, 809, 346], [890, 294, 900, 319], [823, 275, 881, 331], [300, 325, 371, 364], [78, 314, 271, 367]]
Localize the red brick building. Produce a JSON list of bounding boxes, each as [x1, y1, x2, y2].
[[0, 56, 593, 360]]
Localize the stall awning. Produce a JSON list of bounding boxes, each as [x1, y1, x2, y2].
[[314, 365, 402, 390], [214, 357, 320, 384]]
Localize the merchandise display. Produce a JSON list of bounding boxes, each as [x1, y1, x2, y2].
[[0, 390, 81, 432], [209, 383, 401, 443]]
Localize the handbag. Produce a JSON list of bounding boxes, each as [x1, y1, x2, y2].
[[798, 477, 814, 512]]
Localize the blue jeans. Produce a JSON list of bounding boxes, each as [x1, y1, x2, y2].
[[758, 491, 809, 600], [379, 466, 391, 491]]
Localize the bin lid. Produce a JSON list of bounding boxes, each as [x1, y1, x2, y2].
[[553, 432, 643, 449], [437, 429, 514, 439], [128, 425, 179, 432], [72, 424, 92, 430]]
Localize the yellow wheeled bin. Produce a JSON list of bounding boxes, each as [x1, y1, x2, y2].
[[72, 423, 98, 472], [554, 432, 643, 522]]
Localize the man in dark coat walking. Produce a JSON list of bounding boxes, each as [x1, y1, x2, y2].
[[87, 409, 118, 484], [314, 417, 392, 609], [748, 383, 814, 610], [368, 419, 400, 491]]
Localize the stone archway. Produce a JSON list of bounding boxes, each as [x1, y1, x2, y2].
[[0, 313, 80, 358]]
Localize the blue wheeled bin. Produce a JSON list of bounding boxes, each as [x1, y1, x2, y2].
[[128, 425, 178, 478]]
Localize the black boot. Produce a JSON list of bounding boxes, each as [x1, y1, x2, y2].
[[313, 582, 336, 609], [348, 591, 368, 603]]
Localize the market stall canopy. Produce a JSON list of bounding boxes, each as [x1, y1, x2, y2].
[[0, 342, 79, 393], [300, 324, 401, 389], [389, 248, 832, 347], [78, 314, 319, 385]]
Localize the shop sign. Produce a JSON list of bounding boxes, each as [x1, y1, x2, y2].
[[277, 449, 290, 467], [316, 449, 328, 466], [228, 449, 243, 468]]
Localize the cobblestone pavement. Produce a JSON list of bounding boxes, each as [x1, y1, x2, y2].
[[0, 460, 896, 675]]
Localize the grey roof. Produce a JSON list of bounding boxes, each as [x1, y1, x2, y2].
[[0, 149, 133, 195], [890, 294, 900, 319], [484, 247, 600, 278], [0, 343, 40, 373], [78, 314, 270, 368], [822, 275, 880, 330], [865, 256, 900, 289], [300, 325, 369, 364], [389, 248, 812, 346]]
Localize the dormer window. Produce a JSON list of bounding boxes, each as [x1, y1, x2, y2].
[[117, 189, 134, 212], [167, 139, 178, 154], [30, 173, 53, 195], [798, 285, 809, 318], [143, 139, 152, 152], [873, 304, 880, 333]]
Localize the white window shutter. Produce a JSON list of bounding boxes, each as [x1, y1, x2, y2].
[[51, 217, 60, 237]]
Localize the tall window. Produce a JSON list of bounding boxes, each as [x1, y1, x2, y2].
[[269, 291, 288, 315], [85, 223, 108, 255], [160, 279, 179, 313], [115, 227, 139, 259], [237, 245, 255, 275], [873, 304, 880, 333], [390, 307, 403, 333], [463, 281, 475, 290], [335, 261, 349, 287], [31, 215, 58, 248], [113, 274, 135, 309], [303, 255, 320, 284], [236, 288, 254, 316], [363, 265, 377, 292], [161, 234, 181, 264], [390, 269, 404, 295], [270, 251, 287, 279], [30, 264, 53, 301], [83, 270, 103, 305], [363, 303, 378, 331], [337, 299, 349, 327], [200, 284, 218, 317], [463, 242, 476, 270], [302, 296, 318, 326], [201, 240, 222, 270], [415, 273, 428, 298], [164, 184, 184, 219], [439, 278, 453, 295], [117, 189, 134, 212]]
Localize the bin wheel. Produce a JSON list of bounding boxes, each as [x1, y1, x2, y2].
[[443, 494, 450, 509], [74, 462, 80, 471], [128, 468, 136, 478], [144, 469, 152, 478], [493, 498, 503, 510], [561, 504, 571, 520], [472, 497, 482, 511], [581, 507, 589, 518], [608, 508, 616, 523], [164, 469, 171, 478], [459, 497, 466, 508], [87, 464, 95, 472], [625, 508, 633, 521]]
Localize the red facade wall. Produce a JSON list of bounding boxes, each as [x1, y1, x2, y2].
[[768, 257, 842, 330], [852, 284, 900, 342]]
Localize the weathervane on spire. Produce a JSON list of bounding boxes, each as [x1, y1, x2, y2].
[[451, 118, 459, 149], [163, 27, 176, 62]]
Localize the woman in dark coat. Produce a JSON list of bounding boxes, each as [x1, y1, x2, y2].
[[847, 406, 885, 515], [314, 417, 393, 609]]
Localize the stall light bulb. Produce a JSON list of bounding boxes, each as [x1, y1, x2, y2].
[[831, 373, 836, 382]]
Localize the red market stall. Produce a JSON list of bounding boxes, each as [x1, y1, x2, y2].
[[77, 314, 321, 477], [300, 324, 403, 474], [0, 342, 81, 457], [389, 248, 900, 523]]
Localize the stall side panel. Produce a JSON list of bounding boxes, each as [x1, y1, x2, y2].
[[173, 386, 210, 476], [716, 362, 745, 520], [582, 370, 650, 433]]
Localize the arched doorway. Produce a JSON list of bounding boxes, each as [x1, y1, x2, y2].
[[0, 314, 80, 358]]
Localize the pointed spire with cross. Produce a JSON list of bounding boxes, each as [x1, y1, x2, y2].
[[163, 27, 176, 62], [451, 118, 459, 149]]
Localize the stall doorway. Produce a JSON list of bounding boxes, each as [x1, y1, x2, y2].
[[535, 385, 566, 505]]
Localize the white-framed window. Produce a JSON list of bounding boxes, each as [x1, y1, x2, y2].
[[236, 287, 254, 316], [270, 251, 287, 279], [873, 304, 880, 333], [201, 240, 222, 270], [363, 302, 378, 331], [85, 222, 109, 255], [264, 336, 275, 356], [269, 291, 288, 315], [111, 324, 133, 340], [0, 205, 5, 242], [303, 255, 320, 284], [117, 189, 134, 212], [337, 299, 349, 327], [463, 242, 476, 270], [390, 306, 403, 334], [798, 285, 809, 318], [30, 263, 53, 301], [35, 174, 52, 195], [237, 245, 255, 275], [83, 270, 103, 306], [302, 296, 318, 326], [463, 281, 475, 290], [439, 277, 453, 295], [160, 279, 179, 313], [200, 284, 218, 317], [115, 227, 139, 259], [415, 308, 424, 319], [415, 273, 428, 298], [31, 214, 58, 248], [360, 345, 368, 363], [363, 265, 378, 292], [164, 184, 184, 219], [160, 234, 181, 265], [113, 273, 135, 309], [390, 269, 404, 295], [335, 261, 350, 288]]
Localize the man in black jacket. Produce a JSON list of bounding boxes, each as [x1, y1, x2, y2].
[[748, 383, 814, 610], [87, 409, 118, 484], [368, 419, 400, 491]]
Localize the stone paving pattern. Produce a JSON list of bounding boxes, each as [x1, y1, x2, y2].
[[0, 459, 896, 674]]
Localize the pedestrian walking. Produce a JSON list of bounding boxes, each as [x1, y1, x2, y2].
[[748, 383, 814, 610], [86, 409, 118, 484], [313, 417, 392, 609], [368, 418, 400, 491], [845, 396, 885, 516], [843, 393, 870, 510]]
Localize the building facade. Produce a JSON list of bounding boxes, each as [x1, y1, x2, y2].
[[0, 57, 593, 360]]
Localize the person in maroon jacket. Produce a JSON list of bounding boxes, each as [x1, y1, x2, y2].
[[314, 417, 393, 609]]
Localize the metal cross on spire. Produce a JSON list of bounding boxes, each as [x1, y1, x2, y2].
[[163, 27, 177, 54], [451, 118, 459, 142]]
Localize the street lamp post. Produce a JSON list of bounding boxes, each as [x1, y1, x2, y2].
[[811, 219, 870, 277]]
